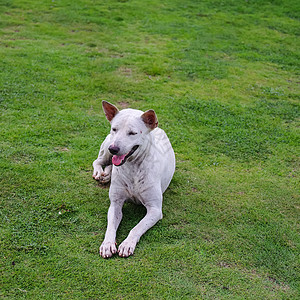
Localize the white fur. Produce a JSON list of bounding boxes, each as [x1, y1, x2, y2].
[[93, 103, 175, 258]]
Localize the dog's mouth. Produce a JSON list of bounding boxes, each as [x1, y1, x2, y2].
[[112, 145, 139, 166]]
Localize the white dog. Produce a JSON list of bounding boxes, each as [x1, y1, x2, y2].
[[93, 101, 175, 258]]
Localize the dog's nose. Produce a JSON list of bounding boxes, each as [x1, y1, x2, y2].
[[108, 145, 120, 155]]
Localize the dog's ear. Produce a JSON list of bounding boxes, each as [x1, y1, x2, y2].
[[102, 101, 119, 122], [141, 110, 158, 130]]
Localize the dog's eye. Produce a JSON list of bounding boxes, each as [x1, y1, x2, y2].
[[112, 128, 117, 132], [128, 131, 137, 136]]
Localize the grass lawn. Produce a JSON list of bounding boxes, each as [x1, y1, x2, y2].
[[0, 0, 299, 298]]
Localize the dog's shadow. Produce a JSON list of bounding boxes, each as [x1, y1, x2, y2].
[[117, 203, 147, 242]]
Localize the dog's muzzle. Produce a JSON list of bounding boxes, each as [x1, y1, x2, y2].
[[111, 145, 139, 166]]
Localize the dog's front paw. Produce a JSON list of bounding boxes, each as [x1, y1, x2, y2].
[[93, 165, 112, 184], [99, 241, 117, 258], [118, 238, 137, 258]]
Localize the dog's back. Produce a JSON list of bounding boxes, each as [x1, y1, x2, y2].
[[150, 127, 175, 193]]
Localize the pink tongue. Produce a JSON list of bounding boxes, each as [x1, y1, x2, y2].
[[112, 154, 126, 166]]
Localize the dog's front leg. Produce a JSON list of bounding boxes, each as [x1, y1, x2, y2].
[[118, 203, 163, 257], [100, 201, 123, 258], [93, 134, 112, 184], [93, 163, 112, 184]]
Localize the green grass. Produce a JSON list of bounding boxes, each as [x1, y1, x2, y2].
[[0, 0, 299, 298]]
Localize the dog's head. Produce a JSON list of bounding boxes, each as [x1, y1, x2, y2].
[[102, 101, 158, 166]]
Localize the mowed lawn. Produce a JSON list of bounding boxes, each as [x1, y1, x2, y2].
[[0, 0, 299, 298]]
